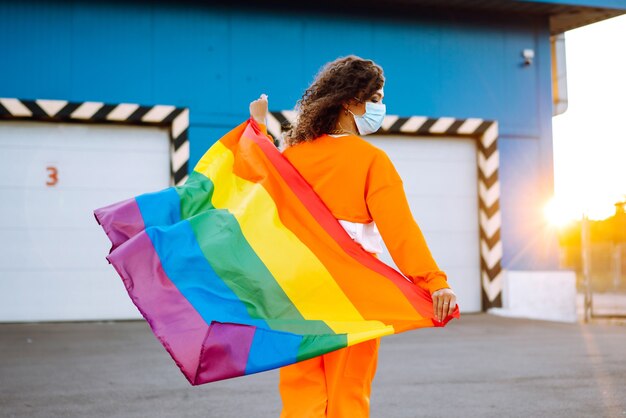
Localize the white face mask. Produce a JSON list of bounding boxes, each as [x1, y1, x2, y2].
[[349, 101, 386, 136]]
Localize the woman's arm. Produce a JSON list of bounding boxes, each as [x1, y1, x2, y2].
[[366, 151, 457, 321]]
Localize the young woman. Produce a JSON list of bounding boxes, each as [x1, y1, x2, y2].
[[249, 55, 457, 418]]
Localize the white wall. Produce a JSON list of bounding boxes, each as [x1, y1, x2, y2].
[[490, 270, 578, 322]]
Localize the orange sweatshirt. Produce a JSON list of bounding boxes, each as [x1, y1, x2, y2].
[[278, 131, 450, 295]]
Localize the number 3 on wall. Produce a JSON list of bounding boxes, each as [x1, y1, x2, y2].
[[46, 166, 58, 186]]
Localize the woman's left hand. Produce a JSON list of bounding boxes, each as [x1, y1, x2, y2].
[[431, 288, 457, 322], [249, 94, 268, 125]]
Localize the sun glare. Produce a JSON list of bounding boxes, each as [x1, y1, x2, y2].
[[543, 197, 578, 228], [550, 16, 626, 227], [544, 194, 624, 227]]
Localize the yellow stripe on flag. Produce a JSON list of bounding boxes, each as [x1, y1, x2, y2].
[[194, 142, 393, 338]]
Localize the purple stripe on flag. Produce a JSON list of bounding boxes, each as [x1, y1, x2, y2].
[[195, 322, 256, 384], [94, 198, 145, 252], [106, 231, 209, 385]]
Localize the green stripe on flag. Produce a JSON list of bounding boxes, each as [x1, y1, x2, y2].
[[297, 334, 348, 362], [182, 173, 333, 336]]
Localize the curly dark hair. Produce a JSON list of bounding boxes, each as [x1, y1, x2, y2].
[[286, 55, 385, 146]]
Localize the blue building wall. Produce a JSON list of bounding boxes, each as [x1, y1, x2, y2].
[[0, 0, 560, 270]]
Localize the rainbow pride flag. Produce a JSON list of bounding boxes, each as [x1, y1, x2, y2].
[[94, 118, 459, 385]]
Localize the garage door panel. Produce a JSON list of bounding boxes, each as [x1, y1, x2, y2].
[[373, 137, 476, 162], [0, 188, 157, 228], [0, 147, 170, 188], [418, 231, 481, 269], [0, 121, 169, 321], [393, 161, 477, 195], [404, 195, 479, 232], [0, 270, 140, 322], [0, 122, 168, 152], [0, 225, 117, 271]]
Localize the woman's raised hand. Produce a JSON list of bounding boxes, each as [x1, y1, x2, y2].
[[431, 288, 457, 322], [249, 94, 268, 125]]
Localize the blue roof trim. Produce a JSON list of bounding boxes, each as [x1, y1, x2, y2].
[[517, 0, 626, 10], [400, 0, 626, 32]]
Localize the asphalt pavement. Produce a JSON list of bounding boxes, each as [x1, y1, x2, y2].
[[1, 314, 624, 418]]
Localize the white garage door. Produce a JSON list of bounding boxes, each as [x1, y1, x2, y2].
[[0, 121, 170, 322], [367, 135, 481, 312]]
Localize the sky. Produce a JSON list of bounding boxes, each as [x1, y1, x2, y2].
[[550, 14, 626, 223]]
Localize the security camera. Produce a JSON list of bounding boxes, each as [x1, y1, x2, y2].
[[522, 49, 534, 66]]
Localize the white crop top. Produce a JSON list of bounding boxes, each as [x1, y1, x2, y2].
[[338, 220, 384, 255]]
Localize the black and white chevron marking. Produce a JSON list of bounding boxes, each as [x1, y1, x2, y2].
[[267, 111, 504, 310], [0, 98, 189, 186]]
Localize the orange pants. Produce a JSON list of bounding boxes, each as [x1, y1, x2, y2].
[[278, 338, 380, 418]]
